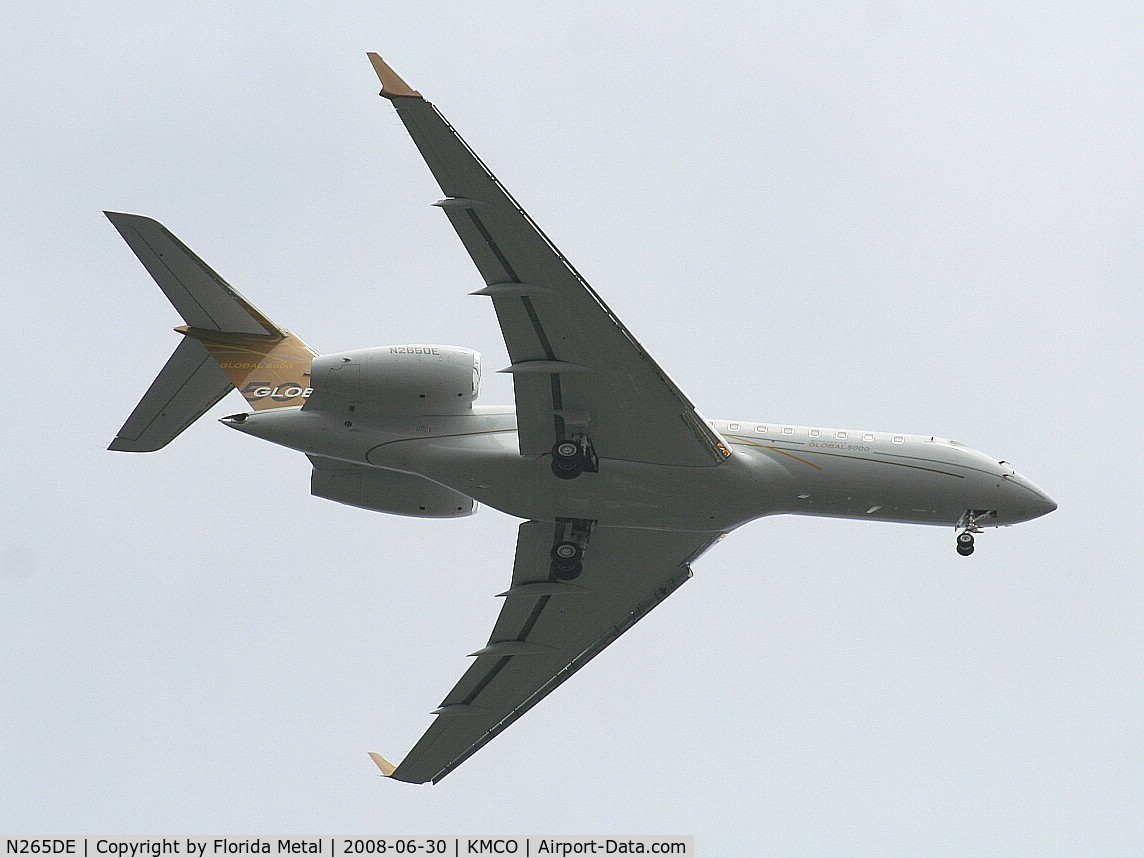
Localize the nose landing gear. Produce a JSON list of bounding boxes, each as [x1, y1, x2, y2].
[[955, 509, 992, 556], [956, 531, 975, 556]]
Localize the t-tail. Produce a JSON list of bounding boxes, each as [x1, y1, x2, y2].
[[106, 212, 317, 452]]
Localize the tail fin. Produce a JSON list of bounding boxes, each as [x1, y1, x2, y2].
[[106, 212, 316, 452]]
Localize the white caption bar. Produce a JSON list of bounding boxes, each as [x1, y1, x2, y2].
[[3, 838, 694, 858]]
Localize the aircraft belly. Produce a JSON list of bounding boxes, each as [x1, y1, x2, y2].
[[236, 413, 1013, 531], [366, 434, 778, 530]]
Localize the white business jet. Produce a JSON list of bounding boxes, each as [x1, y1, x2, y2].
[[107, 55, 1056, 784]]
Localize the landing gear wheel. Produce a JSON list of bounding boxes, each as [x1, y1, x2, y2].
[[551, 440, 585, 480], [551, 541, 582, 563], [552, 560, 583, 580], [550, 541, 584, 580], [956, 531, 975, 556], [554, 441, 580, 460], [551, 459, 583, 480]]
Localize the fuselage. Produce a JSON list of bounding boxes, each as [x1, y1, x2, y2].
[[222, 405, 1056, 534]]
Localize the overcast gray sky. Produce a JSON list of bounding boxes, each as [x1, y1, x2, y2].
[[2, 2, 1141, 853]]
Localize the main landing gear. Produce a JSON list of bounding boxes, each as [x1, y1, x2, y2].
[[955, 509, 991, 556], [550, 541, 583, 580], [550, 518, 593, 581], [550, 437, 596, 480]]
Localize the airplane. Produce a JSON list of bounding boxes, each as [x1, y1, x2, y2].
[[106, 53, 1057, 784]]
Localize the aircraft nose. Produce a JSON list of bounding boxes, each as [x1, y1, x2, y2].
[[1002, 472, 1057, 522], [1036, 492, 1058, 516]]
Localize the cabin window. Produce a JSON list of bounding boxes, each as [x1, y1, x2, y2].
[[754, 425, 767, 434], [892, 435, 904, 444], [810, 429, 820, 437], [728, 422, 740, 432], [782, 427, 794, 435], [836, 431, 847, 439], [863, 433, 874, 442]]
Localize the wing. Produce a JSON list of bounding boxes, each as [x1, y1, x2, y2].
[[380, 521, 722, 784], [368, 54, 729, 468]]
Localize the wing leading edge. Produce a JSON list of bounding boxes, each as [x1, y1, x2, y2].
[[378, 521, 723, 784], [366, 54, 729, 468]]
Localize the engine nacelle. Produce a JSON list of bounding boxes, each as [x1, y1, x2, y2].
[[310, 345, 480, 413], [312, 465, 476, 518]]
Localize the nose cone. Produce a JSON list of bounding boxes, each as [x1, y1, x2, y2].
[[1002, 472, 1057, 523]]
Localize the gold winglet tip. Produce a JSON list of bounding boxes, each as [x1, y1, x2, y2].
[[366, 53, 420, 99], [369, 751, 397, 777]]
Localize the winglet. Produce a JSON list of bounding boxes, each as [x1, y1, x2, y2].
[[368, 751, 397, 777], [366, 53, 420, 99]]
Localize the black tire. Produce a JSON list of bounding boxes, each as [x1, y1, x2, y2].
[[551, 560, 583, 581], [957, 532, 975, 547], [552, 460, 583, 479], [551, 541, 583, 579], [957, 542, 974, 556]]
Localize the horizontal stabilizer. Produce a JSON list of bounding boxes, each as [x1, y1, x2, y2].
[[109, 337, 233, 452], [105, 211, 282, 336]]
